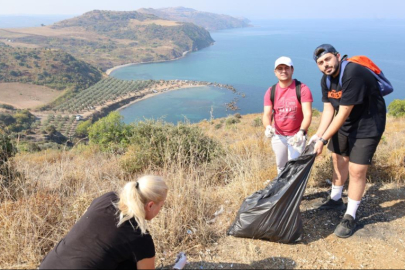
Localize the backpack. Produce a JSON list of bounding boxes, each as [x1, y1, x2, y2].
[[270, 79, 301, 106], [326, 55, 393, 96]]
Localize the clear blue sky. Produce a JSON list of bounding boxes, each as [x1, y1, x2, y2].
[[0, 0, 404, 19]]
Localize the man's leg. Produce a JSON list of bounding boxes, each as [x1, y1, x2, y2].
[[315, 152, 348, 210], [334, 162, 367, 238], [346, 162, 368, 213], [331, 153, 349, 200], [334, 136, 379, 238], [271, 135, 288, 174]]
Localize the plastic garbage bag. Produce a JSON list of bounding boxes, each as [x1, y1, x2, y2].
[[227, 144, 316, 243]]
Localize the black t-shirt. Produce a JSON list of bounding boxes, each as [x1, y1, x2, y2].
[[39, 192, 155, 269], [321, 62, 386, 138]]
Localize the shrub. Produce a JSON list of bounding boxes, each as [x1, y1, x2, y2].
[[88, 112, 132, 150], [388, 99, 405, 117], [225, 116, 240, 126], [0, 131, 21, 199], [251, 117, 262, 127], [120, 120, 223, 173], [75, 120, 92, 138]]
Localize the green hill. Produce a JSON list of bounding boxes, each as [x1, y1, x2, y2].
[[0, 10, 214, 71], [138, 7, 251, 31], [0, 46, 102, 91]]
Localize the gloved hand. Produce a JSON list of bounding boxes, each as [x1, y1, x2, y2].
[[308, 134, 320, 145], [264, 125, 275, 138], [173, 252, 187, 269], [288, 130, 305, 146]]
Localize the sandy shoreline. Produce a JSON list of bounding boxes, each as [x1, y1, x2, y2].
[[116, 84, 203, 111], [105, 50, 191, 75]]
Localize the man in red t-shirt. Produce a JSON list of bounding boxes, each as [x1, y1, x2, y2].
[[262, 56, 313, 173]]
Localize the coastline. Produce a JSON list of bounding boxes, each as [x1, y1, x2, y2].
[[116, 84, 203, 111], [78, 79, 238, 120], [105, 50, 193, 75]]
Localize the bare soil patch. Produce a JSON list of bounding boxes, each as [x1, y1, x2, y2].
[[0, 83, 62, 109]]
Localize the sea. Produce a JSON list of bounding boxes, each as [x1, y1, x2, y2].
[[111, 19, 405, 124], [2, 16, 404, 124]]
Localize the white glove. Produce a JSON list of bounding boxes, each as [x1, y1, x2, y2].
[[288, 130, 305, 146], [173, 252, 187, 269], [264, 125, 275, 138], [308, 134, 320, 145]]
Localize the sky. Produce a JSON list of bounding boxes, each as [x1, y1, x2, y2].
[[0, 0, 404, 20]]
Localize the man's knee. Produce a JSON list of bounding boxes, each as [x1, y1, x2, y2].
[[349, 163, 368, 181]]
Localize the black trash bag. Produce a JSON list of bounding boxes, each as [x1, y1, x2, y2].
[[227, 144, 316, 243]]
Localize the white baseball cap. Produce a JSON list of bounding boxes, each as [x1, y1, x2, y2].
[[274, 56, 293, 69]]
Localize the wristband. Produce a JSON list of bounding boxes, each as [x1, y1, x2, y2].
[[299, 129, 307, 135]]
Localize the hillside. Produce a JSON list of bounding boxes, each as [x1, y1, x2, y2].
[[0, 46, 102, 91], [0, 10, 214, 71], [1, 113, 405, 268], [138, 7, 251, 31]]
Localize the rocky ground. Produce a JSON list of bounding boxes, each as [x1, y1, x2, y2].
[[169, 182, 405, 269]]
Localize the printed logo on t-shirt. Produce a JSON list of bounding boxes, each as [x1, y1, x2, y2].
[[328, 89, 342, 99], [275, 98, 298, 120]]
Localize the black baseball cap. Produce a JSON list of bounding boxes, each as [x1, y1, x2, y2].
[[313, 44, 338, 62]]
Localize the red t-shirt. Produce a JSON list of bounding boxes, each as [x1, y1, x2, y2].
[[264, 81, 313, 136]]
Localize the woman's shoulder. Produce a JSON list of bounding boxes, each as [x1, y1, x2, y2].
[[87, 191, 118, 211]]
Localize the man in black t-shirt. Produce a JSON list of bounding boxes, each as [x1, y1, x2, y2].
[[309, 44, 386, 238]]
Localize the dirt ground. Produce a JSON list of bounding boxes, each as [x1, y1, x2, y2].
[[0, 82, 61, 109], [172, 183, 405, 269]]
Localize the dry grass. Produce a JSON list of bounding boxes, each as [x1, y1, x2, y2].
[[129, 19, 180, 27], [0, 83, 62, 109], [1, 114, 405, 268]]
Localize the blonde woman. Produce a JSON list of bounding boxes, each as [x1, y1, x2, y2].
[[39, 175, 187, 269]]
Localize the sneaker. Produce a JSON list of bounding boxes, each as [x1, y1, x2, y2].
[[314, 196, 346, 210], [334, 214, 356, 238]]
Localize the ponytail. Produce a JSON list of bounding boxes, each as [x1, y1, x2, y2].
[[116, 175, 168, 234]]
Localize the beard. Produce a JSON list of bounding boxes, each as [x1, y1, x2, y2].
[[323, 61, 340, 76]]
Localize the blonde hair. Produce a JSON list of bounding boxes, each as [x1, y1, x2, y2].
[[116, 175, 168, 234]]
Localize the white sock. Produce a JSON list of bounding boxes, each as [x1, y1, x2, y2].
[[330, 184, 344, 201], [345, 197, 361, 219]]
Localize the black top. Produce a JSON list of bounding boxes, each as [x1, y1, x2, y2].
[[321, 62, 386, 138], [39, 192, 155, 269]]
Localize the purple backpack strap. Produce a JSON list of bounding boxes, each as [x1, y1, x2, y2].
[[326, 60, 349, 89]]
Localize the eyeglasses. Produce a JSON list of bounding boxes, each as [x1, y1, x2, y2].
[[275, 66, 291, 73]]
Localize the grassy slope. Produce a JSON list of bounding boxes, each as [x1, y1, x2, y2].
[[0, 44, 102, 91], [1, 113, 405, 268], [0, 10, 214, 71], [137, 7, 251, 31]]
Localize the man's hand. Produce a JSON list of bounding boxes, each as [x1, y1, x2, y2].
[[264, 125, 275, 138], [288, 130, 305, 146], [173, 252, 187, 269], [308, 134, 320, 145], [314, 140, 324, 156]]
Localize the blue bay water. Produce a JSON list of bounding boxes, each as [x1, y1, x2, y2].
[[112, 19, 405, 124]]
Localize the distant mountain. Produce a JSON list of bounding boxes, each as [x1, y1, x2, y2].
[[0, 10, 214, 71], [138, 7, 251, 31], [0, 45, 102, 91]]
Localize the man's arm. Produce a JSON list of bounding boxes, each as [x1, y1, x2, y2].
[[320, 104, 353, 140], [314, 104, 354, 155], [300, 102, 312, 132], [262, 105, 273, 128]]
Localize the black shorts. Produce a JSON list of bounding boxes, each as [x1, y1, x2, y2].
[[327, 132, 382, 165]]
